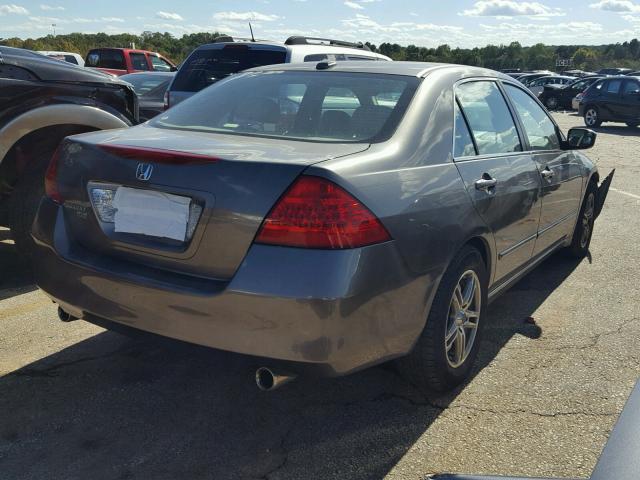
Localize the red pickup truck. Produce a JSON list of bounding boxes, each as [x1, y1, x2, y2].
[[85, 48, 176, 76]]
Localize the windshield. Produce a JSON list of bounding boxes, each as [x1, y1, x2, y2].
[[153, 71, 420, 143], [170, 46, 287, 92]]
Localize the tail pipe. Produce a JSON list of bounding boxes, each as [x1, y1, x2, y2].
[[255, 367, 296, 391], [57, 306, 77, 322]]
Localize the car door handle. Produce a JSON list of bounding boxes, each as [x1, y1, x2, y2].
[[474, 176, 498, 192], [541, 167, 554, 180]]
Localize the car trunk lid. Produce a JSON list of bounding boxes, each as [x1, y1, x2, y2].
[[55, 125, 369, 280]]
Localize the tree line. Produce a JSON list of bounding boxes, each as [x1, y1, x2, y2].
[[3, 31, 640, 72]]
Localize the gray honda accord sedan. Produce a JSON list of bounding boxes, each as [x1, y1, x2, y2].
[[32, 61, 613, 391]]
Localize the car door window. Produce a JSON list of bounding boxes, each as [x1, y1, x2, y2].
[[150, 55, 172, 72], [456, 81, 522, 155], [606, 80, 621, 94], [130, 53, 149, 71], [505, 84, 560, 151], [454, 102, 476, 158], [623, 80, 640, 96]]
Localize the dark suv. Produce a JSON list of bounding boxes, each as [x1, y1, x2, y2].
[[0, 46, 138, 255], [580, 76, 640, 128]]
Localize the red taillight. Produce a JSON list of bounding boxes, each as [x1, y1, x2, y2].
[[44, 144, 63, 204], [163, 90, 170, 110], [99, 144, 219, 165], [255, 176, 391, 249]]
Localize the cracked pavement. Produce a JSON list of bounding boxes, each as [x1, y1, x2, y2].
[[0, 113, 639, 480]]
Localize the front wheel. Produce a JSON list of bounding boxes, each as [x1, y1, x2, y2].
[[584, 107, 602, 128], [397, 246, 488, 392], [566, 181, 597, 258]]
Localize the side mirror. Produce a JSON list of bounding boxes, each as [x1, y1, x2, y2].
[[563, 127, 597, 150]]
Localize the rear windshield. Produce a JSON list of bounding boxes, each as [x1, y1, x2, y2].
[[86, 50, 125, 70], [153, 71, 420, 143], [170, 46, 287, 92], [121, 74, 171, 96]]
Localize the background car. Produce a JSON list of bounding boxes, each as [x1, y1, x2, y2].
[[0, 46, 138, 256], [580, 76, 640, 128], [37, 50, 85, 67], [120, 72, 175, 121], [539, 76, 603, 110], [33, 61, 610, 394], [85, 48, 176, 76], [165, 35, 391, 108], [597, 67, 633, 75], [517, 71, 554, 86], [528, 75, 576, 97]]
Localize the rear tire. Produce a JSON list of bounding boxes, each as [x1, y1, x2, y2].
[[7, 160, 47, 258], [584, 107, 602, 128], [566, 181, 597, 258], [397, 246, 488, 392]]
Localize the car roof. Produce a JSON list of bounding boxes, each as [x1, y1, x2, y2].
[[87, 47, 162, 55], [120, 71, 175, 77], [245, 61, 510, 79]]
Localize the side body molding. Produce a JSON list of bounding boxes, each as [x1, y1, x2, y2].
[[0, 104, 129, 165]]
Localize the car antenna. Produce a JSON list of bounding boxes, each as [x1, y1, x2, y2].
[[249, 22, 256, 42]]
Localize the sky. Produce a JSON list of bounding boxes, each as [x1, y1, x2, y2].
[[1, 0, 640, 48]]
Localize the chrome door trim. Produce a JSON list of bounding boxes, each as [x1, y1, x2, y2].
[[498, 232, 538, 259], [488, 236, 567, 302], [538, 209, 578, 237]]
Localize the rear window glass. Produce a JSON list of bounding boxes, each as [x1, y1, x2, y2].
[[86, 50, 125, 70], [121, 74, 171, 96], [171, 47, 287, 92], [153, 71, 420, 143]]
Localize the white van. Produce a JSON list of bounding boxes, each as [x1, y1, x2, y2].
[[165, 36, 391, 108]]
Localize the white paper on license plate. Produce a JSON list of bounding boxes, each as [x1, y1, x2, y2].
[[113, 187, 190, 241]]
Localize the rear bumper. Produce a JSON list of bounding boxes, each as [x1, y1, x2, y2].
[[32, 199, 438, 376]]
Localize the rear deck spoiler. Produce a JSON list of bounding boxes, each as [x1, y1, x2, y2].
[[429, 377, 640, 480]]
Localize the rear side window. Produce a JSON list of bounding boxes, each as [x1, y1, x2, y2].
[[86, 50, 125, 70], [456, 81, 522, 155], [130, 53, 149, 71], [623, 80, 640, 95], [606, 80, 621, 94], [154, 71, 420, 143], [171, 47, 287, 92], [64, 55, 78, 65], [505, 85, 560, 151]]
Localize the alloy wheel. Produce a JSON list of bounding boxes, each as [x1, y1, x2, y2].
[[546, 97, 558, 109], [445, 270, 481, 368], [585, 109, 598, 126]]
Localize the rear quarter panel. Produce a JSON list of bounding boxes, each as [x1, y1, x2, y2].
[[309, 67, 494, 342]]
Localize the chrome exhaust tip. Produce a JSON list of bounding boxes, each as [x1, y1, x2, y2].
[[255, 367, 296, 391]]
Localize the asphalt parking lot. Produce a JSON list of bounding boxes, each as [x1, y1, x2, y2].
[[1, 111, 639, 480]]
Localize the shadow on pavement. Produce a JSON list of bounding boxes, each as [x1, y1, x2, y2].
[[0, 227, 36, 300], [0, 252, 582, 480]]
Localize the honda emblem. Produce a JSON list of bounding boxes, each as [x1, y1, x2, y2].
[[136, 163, 153, 181]]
